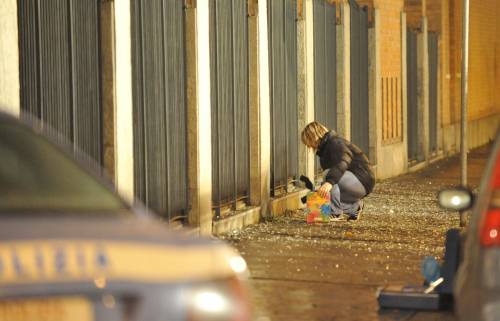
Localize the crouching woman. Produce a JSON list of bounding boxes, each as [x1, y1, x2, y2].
[[301, 121, 375, 220]]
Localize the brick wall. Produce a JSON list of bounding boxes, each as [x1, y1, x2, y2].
[[405, 0, 441, 32], [374, 0, 404, 143], [447, 0, 500, 124], [405, 0, 422, 30], [468, 0, 500, 120], [441, 0, 451, 126], [448, 0, 460, 123]]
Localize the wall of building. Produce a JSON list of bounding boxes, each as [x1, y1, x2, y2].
[[377, 0, 404, 78], [0, 0, 19, 116], [468, 0, 500, 120], [441, 0, 451, 128], [404, 0, 500, 156], [373, 0, 408, 179], [2, 0, 499, 233], [443, 0, 500, 152]]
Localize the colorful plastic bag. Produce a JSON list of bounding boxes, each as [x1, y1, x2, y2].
[[304, 192, 332, 223]]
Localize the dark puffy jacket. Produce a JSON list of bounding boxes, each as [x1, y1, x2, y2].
[[316, 131, 375, 194]]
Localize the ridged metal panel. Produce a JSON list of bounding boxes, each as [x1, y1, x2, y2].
[[143, 0, 168, 216], [325, 4, 337, 130], [130, 0, 146, 204], [285, 0, 299, 188], [349, 0, 369, 154], [213, 0, 235, 206], [209, 0, 249, 210], [18, 0, 102, 163], [164, 0, 188, 216], [313, 0, 337, 174], [269, 0, 286, 191], [209, 0, 219, 205], [268, 0, 299, 193], [314, 1, 327, 122], [70, 0, 102, 163], [131, 0, 188, 219], [407, 28, 420, 161], [18, 0, 39, 117], [232, 0, 250, 200], [428, 32, 438, 153], [39, 0, 72, 142], [359, 8, 369, 150]]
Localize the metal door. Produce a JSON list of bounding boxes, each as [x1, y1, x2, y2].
[[209, 0, 250, 216], [268, 0, 299, 195], [131, 0, 188, 220], [428, 32, 439, 154], [18, 0, 102, 164], [349, 0, 369, 154], [313, 0, 337, 174], [407, 28, 421, 161]]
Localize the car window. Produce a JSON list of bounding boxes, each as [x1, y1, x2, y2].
[[0, 123, 128, 213]]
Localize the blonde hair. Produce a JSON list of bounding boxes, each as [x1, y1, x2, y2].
[[301, 121, 329, 149]]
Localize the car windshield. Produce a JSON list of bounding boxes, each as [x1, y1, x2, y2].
[[0, 122, 128, 213]]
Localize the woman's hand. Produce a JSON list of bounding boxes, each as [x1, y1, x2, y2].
[[317, 182, 333, 199]]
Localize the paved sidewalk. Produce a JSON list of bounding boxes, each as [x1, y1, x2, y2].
[[220, 145, 491, 321]]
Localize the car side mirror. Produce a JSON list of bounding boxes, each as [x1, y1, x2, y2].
[[438, 188, 474, 211]]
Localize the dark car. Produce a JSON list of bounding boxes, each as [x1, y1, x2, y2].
[[439, 133, 500, 321], [0, 111, 250, 321]]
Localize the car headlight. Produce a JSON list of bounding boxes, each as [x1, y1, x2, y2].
[[187, 276, 250, 321], [229, 255, 248, 276]]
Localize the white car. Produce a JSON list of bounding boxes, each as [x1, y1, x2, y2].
[[0, 111, 250, 321]]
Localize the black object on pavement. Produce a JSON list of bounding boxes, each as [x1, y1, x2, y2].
[[376, 285, 441, 310], [377, 228, 460, 310]]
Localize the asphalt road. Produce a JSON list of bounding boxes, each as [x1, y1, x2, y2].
[[220, 146, 490, 321]]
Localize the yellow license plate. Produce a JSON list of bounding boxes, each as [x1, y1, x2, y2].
[[0, 297, 93, 321]]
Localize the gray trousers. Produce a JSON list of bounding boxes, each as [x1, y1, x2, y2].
[[329, 170, 367, 216]]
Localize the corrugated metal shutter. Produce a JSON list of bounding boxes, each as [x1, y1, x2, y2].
[[209, 0, 250, 215], [18, 0, 102, 164], [349, 0, 369, 154], [428, 32, 438, 154], [268, 0, 299, 195], [131, 0, 188, 220], [407, 28, 421, 161], [313, 0, 337, 174]]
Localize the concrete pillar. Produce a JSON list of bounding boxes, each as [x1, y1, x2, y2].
[[248, 5, 259, 206], [372, 8, 382, 178], [337, 2, 351, 140], [114, 0, 135, 203], [187, 0, 213, 235], [100, 1, 116, 181], [185, 4, 199, 228], [298, 0, 315, 181], [368, 9, 380, 167], [297, 6, 307, 178], [401, 12, 409, 168], [417, 17, 429, 162], [256, 0, 271, 217], [0, 0, 20, 117], [248, 0, 266, 207]]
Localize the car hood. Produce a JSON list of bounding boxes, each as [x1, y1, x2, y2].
[[0, 215, 244, 287]]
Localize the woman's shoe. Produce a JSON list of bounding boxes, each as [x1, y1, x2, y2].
[[329, 215, 346, 222], [347, 201, 364, 221]]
